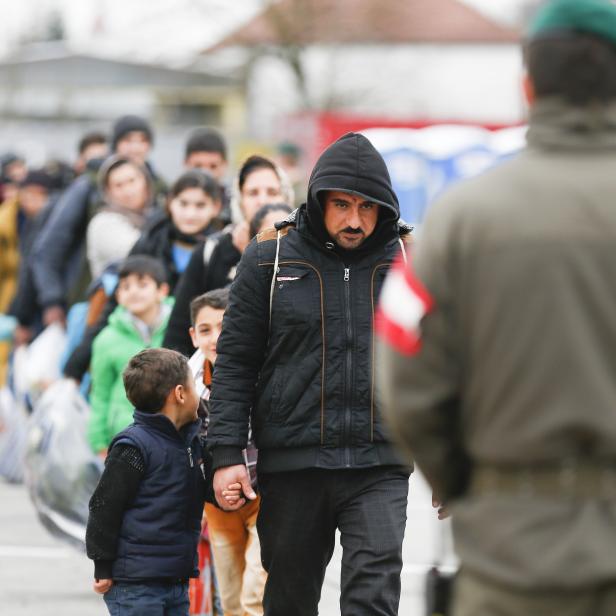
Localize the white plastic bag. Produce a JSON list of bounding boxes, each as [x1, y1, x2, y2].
[[24, 379, 102, 550], [0, 387, 28, 483], [23, 324, 67, 403], [11, 345, 30, 406]]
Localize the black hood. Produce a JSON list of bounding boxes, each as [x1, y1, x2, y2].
[[305, 132, 400, 258]]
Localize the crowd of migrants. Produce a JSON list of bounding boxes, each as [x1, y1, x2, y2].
[[8, 1, 616, 614], [0, 117, 304, 616]]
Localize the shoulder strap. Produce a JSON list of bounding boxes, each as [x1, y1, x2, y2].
[[202, 235, 221, 267], [269, 230, 282, 324]]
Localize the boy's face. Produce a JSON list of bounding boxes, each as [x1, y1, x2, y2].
[[115, 131, 151, 166], [190, 305, 225, 365], [116, 273, 167, 319], [178, 371, 200, 425]]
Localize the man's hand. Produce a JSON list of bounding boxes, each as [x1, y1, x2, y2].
[[93, 579, 113, 594], [43, 306, 66, 327], [432, 494, 450, 520], [214, 465, 256, 510]]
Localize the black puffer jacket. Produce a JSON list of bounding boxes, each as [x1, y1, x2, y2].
[[208, 133, 413, 473], [62, 214, 218, 380], [162, 230, 241, 357]]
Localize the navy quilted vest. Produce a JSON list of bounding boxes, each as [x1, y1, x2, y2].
[[109, 411, 205, 581]]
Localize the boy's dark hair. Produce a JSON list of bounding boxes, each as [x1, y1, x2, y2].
[[118, 255, 167, 286], [525, 34, 616, 105], [123, 348, 190, 412], [249, 203, 292, 239], [170, 169, 221, 203], [185, 128, 227, 161], [238, 155, 278, 192], [190, 288, 229, 326], [78, 131, 107, 155]]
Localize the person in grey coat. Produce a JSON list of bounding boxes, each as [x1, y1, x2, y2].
[[378, 1, 616, 615]]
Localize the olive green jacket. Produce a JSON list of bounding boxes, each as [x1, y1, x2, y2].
[[379, 99, 616, 589]]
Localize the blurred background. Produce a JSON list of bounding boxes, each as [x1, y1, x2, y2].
[[0, 2, 544, 615], [0, 0, 542, 218]]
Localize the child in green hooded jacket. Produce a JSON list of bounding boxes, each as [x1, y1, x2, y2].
[[88, 255, 173, 455]]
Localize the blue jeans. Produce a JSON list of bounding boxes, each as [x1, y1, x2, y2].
[[103, 581, 190, 616]]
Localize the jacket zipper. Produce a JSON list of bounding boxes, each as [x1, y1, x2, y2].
[[187, 446, 194, 468], [343, 265, 352, 467], [370, 263, 390, 442], [259, 259, 326, 443]]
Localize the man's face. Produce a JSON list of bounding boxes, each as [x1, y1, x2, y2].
[[6, 160, 27, 184], [75, 142, 109, 175], [190, 305, 225, 365], [322, 191, 379, 250], [19, 185, 48, 218], [185, 151, 227, 182], [82, 142, 109, 165], [115, 131, 151, 166]]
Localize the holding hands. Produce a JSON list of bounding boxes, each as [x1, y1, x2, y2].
[[214, 464, 256, 511], [93, 579, 113, 594]]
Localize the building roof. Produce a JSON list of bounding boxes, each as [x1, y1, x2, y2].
[[210, 0, 520, 50], [0, 43, 235, 89]]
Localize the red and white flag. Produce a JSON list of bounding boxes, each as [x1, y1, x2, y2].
[[376, 253, 434, 356]]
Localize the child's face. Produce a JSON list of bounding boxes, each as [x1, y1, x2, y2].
[[116, 273, 167, 319], [179, 372, 200, 425], [190, 305, 225, 364], [169, 187, 221, 236]]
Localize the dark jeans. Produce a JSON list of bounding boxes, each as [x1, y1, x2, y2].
[[257, 466, 410, 616], [103, 580, 189, 616]]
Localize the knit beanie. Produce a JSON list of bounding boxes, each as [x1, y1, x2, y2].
[[111, 115, 153, 151]]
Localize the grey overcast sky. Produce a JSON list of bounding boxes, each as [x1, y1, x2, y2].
[[0, 0, 533, 61]]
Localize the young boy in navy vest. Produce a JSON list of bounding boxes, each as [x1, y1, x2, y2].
[[86, 347, 240, 616]]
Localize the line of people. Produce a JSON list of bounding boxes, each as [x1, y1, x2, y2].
[[82, 127, 418, 616], [0, 116, 305, 616]]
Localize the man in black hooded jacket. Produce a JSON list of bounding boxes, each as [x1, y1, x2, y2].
[[208, 133, 412, 616]]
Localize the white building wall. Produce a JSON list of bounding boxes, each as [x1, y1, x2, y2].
[[247, 44, 526, 138]]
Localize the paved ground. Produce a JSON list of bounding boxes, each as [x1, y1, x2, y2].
[[0, 480, 345, 615], [0, 480, 101, 615], [0, 474, 452, 615]]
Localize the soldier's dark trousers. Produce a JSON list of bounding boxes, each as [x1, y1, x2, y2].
[[256, 466, 409, 616]]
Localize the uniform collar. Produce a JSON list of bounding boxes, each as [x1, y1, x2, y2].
[[527, 98, 616, 151]]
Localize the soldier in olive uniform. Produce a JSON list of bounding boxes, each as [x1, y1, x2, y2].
[[377, 1, 616, 615]]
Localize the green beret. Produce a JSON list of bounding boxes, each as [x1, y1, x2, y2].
[[528, 0, 616, 46]]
